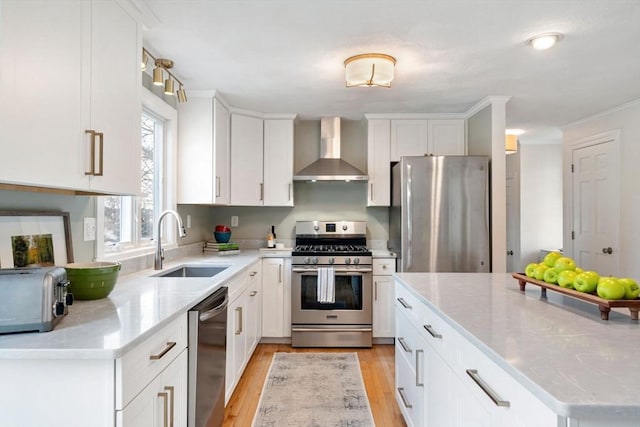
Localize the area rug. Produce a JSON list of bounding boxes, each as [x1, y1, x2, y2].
[[252, 352, 375, 427]]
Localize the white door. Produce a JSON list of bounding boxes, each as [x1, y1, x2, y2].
[[571, 134, 620, 276], [505, 173, 518, 272]]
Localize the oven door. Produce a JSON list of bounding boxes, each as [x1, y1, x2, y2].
[[291, 266, 372, 325]]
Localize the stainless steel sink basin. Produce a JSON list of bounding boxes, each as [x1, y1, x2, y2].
[[153, 264, 228, 278]]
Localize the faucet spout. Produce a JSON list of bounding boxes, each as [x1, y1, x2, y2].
[[155, 209, 187, 270]]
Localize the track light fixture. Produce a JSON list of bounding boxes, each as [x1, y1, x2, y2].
[[142, 47, 188, 102]]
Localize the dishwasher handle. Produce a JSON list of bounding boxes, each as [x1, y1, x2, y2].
[[193, 287, 229, 323]]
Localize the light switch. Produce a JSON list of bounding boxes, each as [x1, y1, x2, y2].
[[84, 217, 96, 241], [231, 216, 239, 227]]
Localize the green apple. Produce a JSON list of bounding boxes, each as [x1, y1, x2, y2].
[[525, 263, 539, 278], [553, 257, 576, 273], [543, 251, 563, 268], [618, 278, 640, 300], [557, 270, 577, 289], [575, 267, 585, 274], [574, 271, 600, 293], [533, 265, 550, 281], [597, 277, 626, 300], [543, 268, 559, 284]]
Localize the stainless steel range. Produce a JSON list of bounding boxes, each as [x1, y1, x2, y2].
[[291, 221, 372, 348]]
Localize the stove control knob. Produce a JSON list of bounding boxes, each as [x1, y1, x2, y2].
[[328, 257, 335, 265], [312, 257, 319, 264], [314, 225, 320, 231], [353, 258, 360, 265], [342, 225, 348, 231], [304, 257, 310, 264], [344, 258, 351, 265]]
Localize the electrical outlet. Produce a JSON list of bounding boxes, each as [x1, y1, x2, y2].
[[186, 214, 192, 229], [84, 217, 96, 241], [231, 216, 239, 227]]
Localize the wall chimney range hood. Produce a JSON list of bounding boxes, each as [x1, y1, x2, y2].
[[293, 117, 368, 182]]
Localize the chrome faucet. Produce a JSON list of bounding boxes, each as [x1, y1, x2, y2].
[[154, 209, 187, 270]]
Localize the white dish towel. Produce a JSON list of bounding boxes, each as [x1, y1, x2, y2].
[[317, 267, 335, 304]]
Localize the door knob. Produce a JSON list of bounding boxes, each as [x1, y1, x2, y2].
[[602, 247, 613, 255], [507, 250, 514, 256]]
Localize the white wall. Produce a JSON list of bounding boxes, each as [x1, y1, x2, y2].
[[562, 100, 640, 278], [518, 144, 563, 268]]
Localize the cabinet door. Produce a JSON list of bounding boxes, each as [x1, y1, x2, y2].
[[0, 1, 87, 190], [86, 0, 141, 194], [213, 98, 231, 205], [225, 290, 247, 403], [261, 258, 285, 337], [373, 275, 395, 338], [160, 349, 188, 427], [428, 119, 466, 155], [424, 347, 453, 427], [390, 120, 429, 161], [264, 119, 294, 206], [246, 265, 263, 355], [367, 119, 391, 206], [230, 114, 264, 205], [452, 372, 491, 427]]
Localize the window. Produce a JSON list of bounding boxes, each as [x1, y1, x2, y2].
[[97, 88, 178, 260]]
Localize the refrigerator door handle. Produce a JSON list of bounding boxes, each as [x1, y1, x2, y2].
[[406, 164, 412, 269]]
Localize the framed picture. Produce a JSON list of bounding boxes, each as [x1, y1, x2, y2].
[[0, 210, 74, 269]]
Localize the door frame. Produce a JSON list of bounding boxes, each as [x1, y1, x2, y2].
[[564, 129, 621, 274]]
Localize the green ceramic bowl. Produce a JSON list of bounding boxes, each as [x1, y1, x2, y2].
[[65, 262, 121, 300]]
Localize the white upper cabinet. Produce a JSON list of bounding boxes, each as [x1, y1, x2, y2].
[[390, 119, 466, 161], [0, 0, 141, 194], [264, 119, 294, 206], [178, 97, 230, 204], [230, 113, 264, 205], [367, 119, 391, 207]]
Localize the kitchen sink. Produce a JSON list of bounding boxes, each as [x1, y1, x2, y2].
[[152, 264, 229, 278]]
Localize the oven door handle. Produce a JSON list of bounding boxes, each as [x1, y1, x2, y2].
[[291, 267, 372, 274]]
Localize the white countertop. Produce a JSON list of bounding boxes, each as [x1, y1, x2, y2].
[[0, 251, 271, 360], [394, 272, 640, 418]]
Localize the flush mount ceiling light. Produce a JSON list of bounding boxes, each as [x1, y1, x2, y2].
[[143, 47, 188, 102], [344, 53, 396, 88], [526, 32, 563, 50]]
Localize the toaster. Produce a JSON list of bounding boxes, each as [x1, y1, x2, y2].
[[0, 267, 74, 334]]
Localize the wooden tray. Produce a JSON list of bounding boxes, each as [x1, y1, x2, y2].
[[512, 273, 640, 321]]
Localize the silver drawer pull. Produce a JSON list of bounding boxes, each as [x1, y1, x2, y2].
[[157, 391, 169, 427], [250, 290, 258, 296], [397, 297, 412, 309], [149, 341, 176, 360], [466, 369, 510, 407], [415, 349, 424, 387], [397, 337, 412, 353], [423, 324, 443, 339], [397, 387, 413, 408]]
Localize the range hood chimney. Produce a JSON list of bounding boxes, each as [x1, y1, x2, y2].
[[293, 117, 368, 182]]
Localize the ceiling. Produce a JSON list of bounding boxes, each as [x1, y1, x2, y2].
[[137, 0, 640, 143]]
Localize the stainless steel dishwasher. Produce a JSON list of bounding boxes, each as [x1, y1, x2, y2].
[[188, 286, 228, 427]]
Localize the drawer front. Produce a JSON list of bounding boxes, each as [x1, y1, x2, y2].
[[116, 313, 188, 409], [373, 258, 395, 275], [395, 280, 421, 325], [415, 301, 454, 364], [395, 308, 423, 375], [452, 332, 556, 427]]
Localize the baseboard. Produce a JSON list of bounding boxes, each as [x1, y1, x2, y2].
[[260, 337, 292, 345], [373, 337, 394, 345]]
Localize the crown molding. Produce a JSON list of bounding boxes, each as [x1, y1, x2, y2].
[[562, 98, 640, 129]]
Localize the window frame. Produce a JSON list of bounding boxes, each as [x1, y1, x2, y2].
[[96, 87, 178, 261]]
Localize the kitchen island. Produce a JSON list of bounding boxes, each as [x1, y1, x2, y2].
[[394, 272, 640, 427], [0, 250, 285, 427]]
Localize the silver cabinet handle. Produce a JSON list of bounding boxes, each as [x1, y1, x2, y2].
[[397, 337, 412, 353], [250, 271, 258, 277], [235, 307, 243, 335], [423, 324, 443, 339], [370, 183, 373, 201], [289, 182, 292, 201], [158, 390, 169, 427], [149, 342, 176, 360], [466, 369, 510, 407], [259, 183, 264, 201], [416, 349, 424, 387], [216, 176, 221, 197], [397, 387, 412, 408], [164, 385, 175, 427], [250, 290, 258, 296], [374, 280, 378, 301], [85, 130, 96, 175], [397, 297, 412, 309], [95, 131, 104, 176], [279, 264, 282, 283]]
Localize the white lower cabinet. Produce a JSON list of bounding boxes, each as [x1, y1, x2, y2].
[[117, 349, 188, 427], [261, 257, 291, 338], [373, 257, 396, 338], [395, 280, 558, 427], [225, 260, 263, 404]]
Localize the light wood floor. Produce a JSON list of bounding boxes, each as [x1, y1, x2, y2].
[[223, 343, 407, 427]]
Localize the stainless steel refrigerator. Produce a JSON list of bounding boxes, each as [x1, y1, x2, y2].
[[389, 156, 490, 272]]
